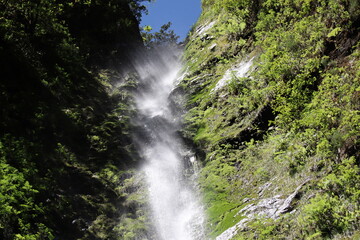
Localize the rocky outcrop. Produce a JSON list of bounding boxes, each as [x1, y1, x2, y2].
[[216, 179, 311, 240]]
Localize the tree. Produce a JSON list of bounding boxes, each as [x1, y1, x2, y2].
[[141, 22, 180, 48]]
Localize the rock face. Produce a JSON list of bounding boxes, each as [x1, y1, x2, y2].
[[181, 0, 360, 239], [212, 57, 254, 92], [195, 21, 216, 38], [216, 179, 311, 240]]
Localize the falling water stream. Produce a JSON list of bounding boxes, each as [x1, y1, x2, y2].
[[133, 48, 205, 240]]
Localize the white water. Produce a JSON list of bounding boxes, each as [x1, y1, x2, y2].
[[133, 49, 205, 240]]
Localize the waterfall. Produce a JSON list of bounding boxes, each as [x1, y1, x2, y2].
[[133, 48, 205, 240]]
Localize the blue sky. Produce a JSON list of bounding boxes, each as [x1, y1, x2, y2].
[[140, 0, 202, 41]]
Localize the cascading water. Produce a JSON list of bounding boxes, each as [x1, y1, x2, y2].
[[133, 48, 205, 240]]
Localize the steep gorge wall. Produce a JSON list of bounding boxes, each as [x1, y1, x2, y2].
[[2, 0, 360, 239], [181, 0, 360, 239], [0, 1, 148, 239]]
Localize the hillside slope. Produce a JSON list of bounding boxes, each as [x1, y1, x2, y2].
[[181, 0, 360, 239]]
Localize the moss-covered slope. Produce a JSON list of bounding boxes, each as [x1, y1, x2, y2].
[[181, 0, 360, 239]]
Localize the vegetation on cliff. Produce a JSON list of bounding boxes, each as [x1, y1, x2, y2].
[[2, 0, 359, 239], [181, 0, 360, 239], [0, 0, 150, 239]]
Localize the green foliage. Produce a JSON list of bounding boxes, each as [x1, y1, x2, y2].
[[141, 22, 180, 48], [182, 0, 360, 239], [321, 157, 360, 205], [212, 0, 257, 40], [241, 218, 279, 240], [114, 212, 150, 240], [129, 0, 153, 21], [301, 194, 346, 236], [299, 157, 360, 238], [113, 171, 151, 239], [0, 161, 53, 239], [253, 0, 353, 128], [0, 0, 146, 238]]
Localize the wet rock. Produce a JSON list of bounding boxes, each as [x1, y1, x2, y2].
[[258, 182, 272, 197], [208, 43, 217, 51], [212, 57, 255, 92], [200, 34, 215, 41], [195, 21, 216, 37], [168, 86, 187, 119], [216, 179, 311, 240]]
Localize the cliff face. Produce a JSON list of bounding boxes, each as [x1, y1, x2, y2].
[[0, 1, 146, 239], [2, 0, 360, 239], [181, 0, 360, 239]]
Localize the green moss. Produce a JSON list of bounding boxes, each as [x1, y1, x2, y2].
[[208, 202, 244, 237]]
